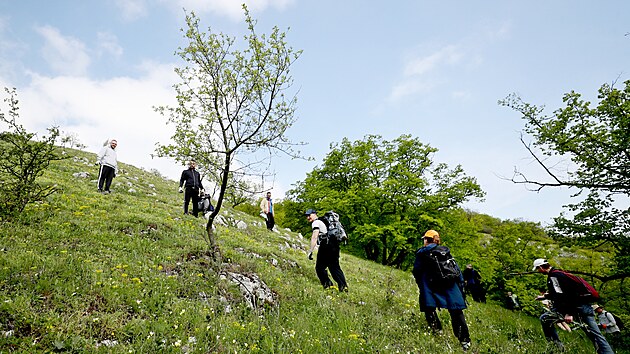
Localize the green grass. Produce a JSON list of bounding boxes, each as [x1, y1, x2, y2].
[[0, 148, 596, 353]]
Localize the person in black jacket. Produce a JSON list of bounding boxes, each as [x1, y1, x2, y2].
[[533, 258, 613, 354], [178, 160, 204, 217], [462, 264, 485, 303]]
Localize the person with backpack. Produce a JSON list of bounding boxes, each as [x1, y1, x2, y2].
[[178, 160, 204, 217], [305, 209, 348, 293], [533, 258, 613, 354], [594, 305, 621, 335], [412, 230, 471, 351]]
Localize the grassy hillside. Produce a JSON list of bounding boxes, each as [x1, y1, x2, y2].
[[0, 148, 595, 353]]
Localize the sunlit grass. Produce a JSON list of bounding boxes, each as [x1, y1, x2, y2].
[[0, 148, 594, 353]]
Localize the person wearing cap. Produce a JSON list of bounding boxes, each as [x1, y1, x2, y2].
[[595, 304, 623, 350], [96, 138, 118, 194], [178, 160, 204, 217], [594, 305, 620, 334], [305, 209, 348, 292], [533, 258, 613, 353], [412, 230, 471, 351]]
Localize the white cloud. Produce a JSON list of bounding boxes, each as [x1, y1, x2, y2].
[[403, 45, 462, 77], [15, 61, 183, 180], [386, 45, 463, 102], [115, 0, 148, 21], [97, 32, 123, 58], [161, 0, 294, 21], [35, 25, 90, 76]]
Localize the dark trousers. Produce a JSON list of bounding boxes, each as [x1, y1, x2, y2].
[[183, 187, 200, 216], [315, 241, 347, 291], [265, 212, 275, 230], [97, 165, 115, 191], [425, 308, 470, 343]]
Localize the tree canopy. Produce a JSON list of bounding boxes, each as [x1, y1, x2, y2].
[[500, 80, 630, 278], [286, 134, 485, 268]]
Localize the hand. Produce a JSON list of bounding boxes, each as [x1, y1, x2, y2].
[[535, 295, 545, 301], [178, 187, 183, 193], [602, 324, 607, 329], [564, 315, 573, 323], [308, 252, 313, 260]]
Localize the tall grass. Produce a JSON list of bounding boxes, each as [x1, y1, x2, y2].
[[0, 149, 595, 353]]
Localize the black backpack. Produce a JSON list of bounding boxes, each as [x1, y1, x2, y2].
[[608, 311, 625, 331], [319, 211, 348, 243], [197, 194, 214, 214], [424, 245, 462, 289]]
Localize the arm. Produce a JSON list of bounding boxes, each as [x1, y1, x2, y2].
[[96, 147, 106, 164], [179, 171, 187, 188], [308, 229, 319, 258], [603, 312, 617, 329]]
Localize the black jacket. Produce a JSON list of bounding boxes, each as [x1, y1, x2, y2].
[[179, 168, 203, 189]]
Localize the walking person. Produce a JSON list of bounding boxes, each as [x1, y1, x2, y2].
[[305, 209, 347, 292], [412, 230, 471, 351], [506, 291, 520, 311], [463, 264, 485, 303], [96, 138, 118, 194], [178, 160, 204, 217], [533, 258, 614, 353], [594, 304, 622, 350], [259, 191, 275, 231]]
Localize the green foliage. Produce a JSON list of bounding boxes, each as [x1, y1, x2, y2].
[[500, 81, 630, 280], [286, 134, 485, 268], [0, 87, 70, 220], [1, 147, 600, 353], [153, 6, 303, 252]]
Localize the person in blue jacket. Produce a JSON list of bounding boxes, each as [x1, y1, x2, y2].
[[413, 230, 471, 351]]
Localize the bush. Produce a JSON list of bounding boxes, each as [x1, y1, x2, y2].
[[0, 87, 69, 220]]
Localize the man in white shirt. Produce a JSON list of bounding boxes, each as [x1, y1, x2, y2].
[[306, 209, 347, 292]]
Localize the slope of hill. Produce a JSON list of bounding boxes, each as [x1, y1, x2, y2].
[[0, 148, 593, 353]]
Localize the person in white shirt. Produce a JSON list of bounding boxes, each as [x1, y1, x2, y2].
[[96, 139, 118, 194]]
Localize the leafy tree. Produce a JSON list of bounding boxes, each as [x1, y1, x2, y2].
[[0, 88, 70, 220], [500, 80, 630, 282], [155, 7, 302, 260], [286, 134, 485, 268]]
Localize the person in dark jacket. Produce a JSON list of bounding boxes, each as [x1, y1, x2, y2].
[[533, 258, 613, 354], [462, 264, 485, 303], [413, 230, 471, 351], [178, 160, 204, 217]]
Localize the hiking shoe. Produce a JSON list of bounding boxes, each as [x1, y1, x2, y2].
[[461, 341, 471, 351]]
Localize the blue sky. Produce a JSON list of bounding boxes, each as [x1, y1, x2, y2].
[[1, 0, 629, 223]]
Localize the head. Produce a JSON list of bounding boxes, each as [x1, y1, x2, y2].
[[423, 230, 439, 245], [507, 291, 512, 296], [594, 305, 603, 314], [305, 209, 317, 223], [532, 258, 551, 273], [188, 160, 197, 169], [466, 264, 473, 270], [266, 192, 272, 199], [110, 139, 118, 149]]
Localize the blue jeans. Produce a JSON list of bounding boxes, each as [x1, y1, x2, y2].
[[540, 304, 614, 354]]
